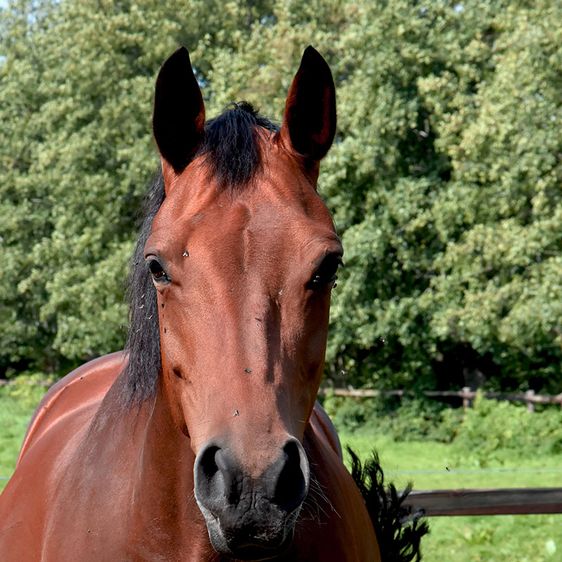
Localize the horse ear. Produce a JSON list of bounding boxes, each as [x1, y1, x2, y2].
[[280, 46, 336, 165], [153, 47, 205, 175]]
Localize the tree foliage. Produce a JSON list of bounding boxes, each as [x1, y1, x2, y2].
[[1, 0, 560, 390]]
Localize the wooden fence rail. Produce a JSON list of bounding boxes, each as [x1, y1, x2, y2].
[[322, 387, 562, 515], [404, 487, 562, 516], [4, 380, 561, 410], [320, 387, 562, 410]]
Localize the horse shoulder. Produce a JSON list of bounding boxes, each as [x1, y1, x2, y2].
[[16, 351, 127, 465], [310, 401, 343, 458], [0, 352, 128, 559]]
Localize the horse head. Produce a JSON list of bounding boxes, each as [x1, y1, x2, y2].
[[145, 46, 339, 559]]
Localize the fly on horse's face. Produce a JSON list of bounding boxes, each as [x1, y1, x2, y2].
[[149, 46, 338, 560]]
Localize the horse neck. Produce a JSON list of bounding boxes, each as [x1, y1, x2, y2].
[[131, 378, 207, 539], [91, 374, 213, 557], [134, 381, 193, 497]]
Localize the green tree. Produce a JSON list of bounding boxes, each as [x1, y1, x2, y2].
[[325, 0, 561, 391], [0, 0, 273, 372], [424, 1, 562, 389], [1, 0, 560, 392]]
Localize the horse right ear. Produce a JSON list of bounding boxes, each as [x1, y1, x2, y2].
[[279, 46, 336, 167], [153, 47, 205, 177]]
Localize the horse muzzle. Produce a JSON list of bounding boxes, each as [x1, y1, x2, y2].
[[194, 437, 309, 560]]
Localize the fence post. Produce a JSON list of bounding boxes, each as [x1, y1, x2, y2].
[[525, 389, 535, 413], [462, 387, 472, 409]]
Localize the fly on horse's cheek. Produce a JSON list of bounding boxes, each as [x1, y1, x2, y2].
[[0, 46, 382, 562]]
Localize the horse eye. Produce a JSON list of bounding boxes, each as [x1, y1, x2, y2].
[[147, 258, 170, 283], [308, 254, 342, 290]]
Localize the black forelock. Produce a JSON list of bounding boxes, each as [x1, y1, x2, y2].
[[122, 103, 277, 404], [199, 102, 278, 188]]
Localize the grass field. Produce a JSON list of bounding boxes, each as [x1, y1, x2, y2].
[[341, 430, 562, 562], [0, 384, 45, 490], [1, 387, 561, 561]]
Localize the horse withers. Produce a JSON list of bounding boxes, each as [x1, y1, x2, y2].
[[0, 46, 380, 561]]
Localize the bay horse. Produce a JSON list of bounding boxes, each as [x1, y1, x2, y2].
[[0, 46, 381, 561]]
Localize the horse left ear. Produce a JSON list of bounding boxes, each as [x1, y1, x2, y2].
[[153, 47, 206, 178], [280, 46, 336, 167]]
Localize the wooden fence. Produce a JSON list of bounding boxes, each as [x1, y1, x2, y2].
[[4, 380, 562, 410], [320, 387, 562, 411], [322, 387, 562, 516], [404, 487, 562, 516]]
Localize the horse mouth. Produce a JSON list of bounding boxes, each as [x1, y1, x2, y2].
[[204, 511, 295, 560]]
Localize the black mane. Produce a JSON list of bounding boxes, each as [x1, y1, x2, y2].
[[123, 103, 278, 403], [202, 102, 278, 188]]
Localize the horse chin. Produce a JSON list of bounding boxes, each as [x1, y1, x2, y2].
[[204, 511, 296, 561]]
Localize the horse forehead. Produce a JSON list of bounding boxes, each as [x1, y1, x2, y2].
[[183, 198, 329, 262], [154, 161, 335, 254]]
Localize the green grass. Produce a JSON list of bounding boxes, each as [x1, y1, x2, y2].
[[342, 432, 562, 489], [0, 387, 43, 491], [1, 390, 561, 561], [341, 430, 562, 562]]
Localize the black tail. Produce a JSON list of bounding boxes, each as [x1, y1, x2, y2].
[[347, 447, 429, 562]]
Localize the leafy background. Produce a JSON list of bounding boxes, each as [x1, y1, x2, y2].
[[1, 0, 560, 392]]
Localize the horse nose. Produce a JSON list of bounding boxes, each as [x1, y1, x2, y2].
[[194, 438, 309, 555], [194, 438, 309, 513]]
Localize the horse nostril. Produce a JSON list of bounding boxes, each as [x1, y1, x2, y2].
[[195, 438, 308, 522], [198, 444, 220, 480], [195, 444, 225, 510], [272, 439, 309, 513], [195, 444, 241, 509]]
